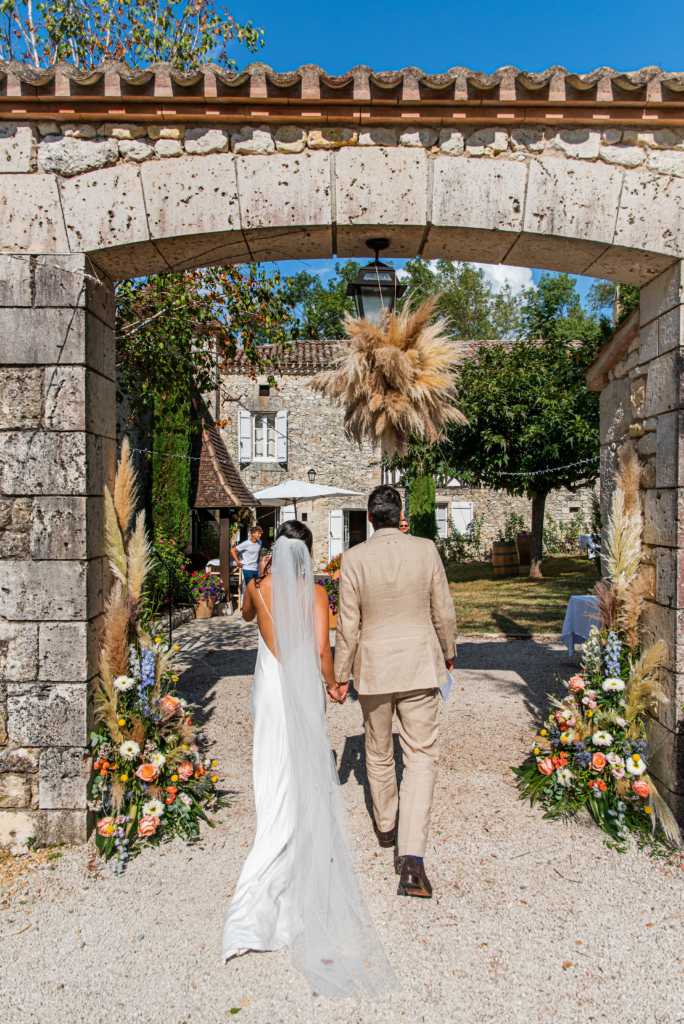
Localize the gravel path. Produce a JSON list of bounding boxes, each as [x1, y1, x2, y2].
[[2, 617, 684, 1024]]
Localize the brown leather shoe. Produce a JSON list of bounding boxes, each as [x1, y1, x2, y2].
[[397, 856, 432, 898], [373, 820, 395, 848]]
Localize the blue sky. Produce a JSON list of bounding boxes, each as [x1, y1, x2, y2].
[[228, 0, 682, 308]]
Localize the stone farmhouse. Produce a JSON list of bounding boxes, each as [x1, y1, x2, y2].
[[219, 341, 595, 568]]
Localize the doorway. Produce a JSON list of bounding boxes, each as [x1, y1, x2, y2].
[[347, 509, 367, 549]]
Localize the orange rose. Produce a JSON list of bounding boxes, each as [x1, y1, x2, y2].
[[138, 815, 160, 837], [632, 780, 650, 799], [591, 752, 607, 771], [135, 763, 160, 783], [160, 695, 181, 714], [177, 761, 194, 781], [538, 757, 555, 776], [568, 675, 585, 692], [96, 816, 116, 836]]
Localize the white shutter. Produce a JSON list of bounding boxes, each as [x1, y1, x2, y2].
[[282, 504, 296, 522], [343, 510, 350, 551], [329, 509, 343, 559], [451, 501, 473, 535], [436, 504, 448, 538], [367, 514, 374, 538], [238, 409, 252, 463], [276, 410, 288, 463]]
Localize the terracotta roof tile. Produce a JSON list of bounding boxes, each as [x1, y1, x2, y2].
[[189, 393, 257, 508]]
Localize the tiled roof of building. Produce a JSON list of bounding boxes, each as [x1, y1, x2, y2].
[[189, 393, 257, 508], [223, 341, 343, 375]]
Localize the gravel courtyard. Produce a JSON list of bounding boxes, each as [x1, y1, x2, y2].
[[2, 616, 684, 1024]]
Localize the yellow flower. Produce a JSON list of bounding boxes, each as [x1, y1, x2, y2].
[[117, 718, 126, 727], [154, 637, 161, 644], [534, 748, 540, 755], [633, 753, 641, 763], [172, 676, 178, 683], [645, 806, 653, 814], [171, 774, 179, 782], [174, 645, 179, 651], [120, 773, 128, 783], [560, 733, 569, 743], [212, 760, 218, 767], [211, 775, 218, 783], [540, 730, 547, 737], [181, 744, 187, 750], [586, 710, 594, 718], [105, 824, 114, 835]]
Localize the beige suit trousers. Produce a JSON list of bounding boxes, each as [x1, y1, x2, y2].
[[359, 688, 439, 858]]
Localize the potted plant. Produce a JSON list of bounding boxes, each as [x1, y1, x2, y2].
[[190, 570, 224, 619], [317, 576, 340, 629]]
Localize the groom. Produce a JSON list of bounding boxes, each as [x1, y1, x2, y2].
[[331, 485, 457, 899]]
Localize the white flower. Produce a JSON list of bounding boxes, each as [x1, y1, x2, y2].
[[611, 766, 626, 780], [606, 753, 625, 766], [119, 740, 140, 761], [179, 793, 192, 806], [626, 755, 647, 776], [602, 677, 625, 692], [592, 731, 614, 747], [556, 768, 575, 788], [142, 799, 165, 817], [615, 716, 627, 728], [148, 751, 166, 768], [114, 675, 136, 692]]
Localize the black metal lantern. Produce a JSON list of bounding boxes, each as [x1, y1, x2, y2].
[[346, 239, 407, 324], [307, 467, 316, 485]]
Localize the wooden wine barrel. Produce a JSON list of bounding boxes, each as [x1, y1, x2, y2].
[[492, 539, 520, 577], [516, 532, 532, 565]]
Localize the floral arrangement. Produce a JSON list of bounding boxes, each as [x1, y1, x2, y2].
[[189, 569, 224, 605], [324, 554, 342, 576], [513, 445, 681, 850], [89, 440, 220, 874], [316, 576, 340, 615]]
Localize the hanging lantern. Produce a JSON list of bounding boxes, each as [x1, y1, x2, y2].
[[346, 238, 406, 324]]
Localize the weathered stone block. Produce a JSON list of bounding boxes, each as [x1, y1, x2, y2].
[[37, 122, 60, 136], [615, 171, 684, 263], [644, 718, 683, 798], [0, 125, 35, 173], [523, 158, 622, 244], [465, 129, 508, 156], [0, 252, 31, 306], [399, 128, 437, 149], [0, 307, 90, 366], [184, 127, 229, 155], [232, 125, 275, 155], [647, 150, 684, 177], [0, 368, 42, 429], [548, 129, 600, 159], [643, 349, 682, 417], [118, 139, 154, 163], [44, 367, 116, 437], [640, 320, 658, 362], [638, 431, 657, 456], [148, 125, 185, 140], [7, 683, 87, 746], [154, 138, 183, 158], [0, 620, 38, 681], [0, 808, 35, 853], [39, 619, 99, 681], [0, 772, 31, 807], [657, 306, 683, 354], [0, 174, 69, 252], [0, 558, 102, 621], [237, 151, 331, 231], [99, 124, 146, 140], [31, 496, 102, 560], [307, 127, 357, 150], [358, 127, 397, 148], [0, 746, 39, 772], [59, 163, 150, 254], [39, 747, 87, 809], [37, 137, 118, 177], [438, 129, 464, 155], [510, 128, 545, 152], [643, 488, 680, 549], [640, 261, 684, 325], [62, 124, 97, 139], [0, 430, 86, 496], [655, 410, 684, 488], [599, 376, 631, 444], [275, 125, 307, 152], [599, 145, 644, 168], [655, 546, 677, 610], [36, 809, 87, 845]]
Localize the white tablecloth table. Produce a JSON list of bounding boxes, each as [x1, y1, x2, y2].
[[561, 595, 601, 655]]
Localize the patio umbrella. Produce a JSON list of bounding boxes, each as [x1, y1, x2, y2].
[[252, 479, 363, 516]]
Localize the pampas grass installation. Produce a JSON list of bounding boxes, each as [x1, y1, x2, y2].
[[645, 775, 682, 845], [113, 437, 137, 538], [103, 583, 132, 678], [104, 487, 128, 586], [127, 511, 151, 603], [310, 294, 467, 457]]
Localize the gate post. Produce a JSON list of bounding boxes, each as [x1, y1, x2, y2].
[[0, 254, 115, 851]]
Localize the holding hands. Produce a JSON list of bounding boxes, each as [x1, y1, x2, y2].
[[327, 680, 349, 704]]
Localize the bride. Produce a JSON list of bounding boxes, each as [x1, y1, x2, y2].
[[222, 520, 398, 999]]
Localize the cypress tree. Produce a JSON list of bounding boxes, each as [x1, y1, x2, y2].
[[409, 475, 437, 540]]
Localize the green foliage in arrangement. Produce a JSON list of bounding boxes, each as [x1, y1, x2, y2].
[[409, 474, 437, 540], [151, 389, 191, 547], [0, 0, 263, 70]]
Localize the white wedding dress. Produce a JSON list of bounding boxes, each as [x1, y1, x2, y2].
[[221, 537, 398, 1000]]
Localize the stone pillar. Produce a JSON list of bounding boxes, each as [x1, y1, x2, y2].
[[0, 254, 115, 852]]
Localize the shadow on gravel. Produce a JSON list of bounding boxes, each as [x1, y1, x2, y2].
[[337, 733, 405, 823]]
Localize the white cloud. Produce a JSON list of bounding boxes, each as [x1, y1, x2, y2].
[[396, 260, 534, 293]]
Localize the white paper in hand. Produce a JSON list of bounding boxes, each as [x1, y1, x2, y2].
[[440, 669, 454, 703]]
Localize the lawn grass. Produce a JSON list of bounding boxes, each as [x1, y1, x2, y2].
[[447, 555, 599, 635]]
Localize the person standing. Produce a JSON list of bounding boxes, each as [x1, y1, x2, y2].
[[231, 525, 263, 590], [334, 485, 457, 900]]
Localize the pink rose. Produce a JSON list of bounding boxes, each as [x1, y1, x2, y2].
[[538, 757, 555, 776], [160, 695, 181, 715], [96, 816, 115, 837], [582, 697, 598, 709], [568, 675, 585, 692], [138, 815, 160, 837], [591, 752, 607, 771], [135, 763, 160, 783], [632, 780, 650, 799], [177, 761, 194, 782]]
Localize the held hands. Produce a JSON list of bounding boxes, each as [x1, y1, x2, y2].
[[327, 681, 349, 704], [445, 658, 455, 671]]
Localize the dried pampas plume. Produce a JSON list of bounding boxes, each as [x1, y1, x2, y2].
[[310, 294, 467, 457], [644, 775, 682, 846], [94, 656, 123, 745], [603, 446, 643, 600], [103, 582, 131, 678], [624, 639, 669, 722], [113, 437, 138, 539], [127, 511, 151, 603], [104, 486, 127, 586]]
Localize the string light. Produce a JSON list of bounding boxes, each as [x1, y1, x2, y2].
[[492, 456, 600, 478]]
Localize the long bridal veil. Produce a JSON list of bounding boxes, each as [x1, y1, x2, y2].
[[271, 536, 399, 999]]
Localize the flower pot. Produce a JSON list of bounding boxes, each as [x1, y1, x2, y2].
[[516, 532, 532, 565], [492, 539, 520, 577], [195, 598, 215, 619]]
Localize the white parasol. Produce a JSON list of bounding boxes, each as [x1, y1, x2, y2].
[[252, 479, 363, 516]]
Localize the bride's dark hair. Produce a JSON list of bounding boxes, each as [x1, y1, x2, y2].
[[275, 519, 313, 554]]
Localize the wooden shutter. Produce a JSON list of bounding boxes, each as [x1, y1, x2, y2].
[[451, 501, 473, 534], [238, 409, 252, 463], [276, 410, 288, 463], [436, 505, 448, 538], [329, 509, 343, 559], [282, 504, 296, 522]]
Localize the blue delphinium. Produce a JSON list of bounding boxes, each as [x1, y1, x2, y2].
[[582, 626, 603, 679], [605, 630, 622, 677]]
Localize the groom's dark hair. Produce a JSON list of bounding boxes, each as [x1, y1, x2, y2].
[[368, 485, 402, 530]]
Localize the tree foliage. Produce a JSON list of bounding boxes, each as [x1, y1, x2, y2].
[[409, 474, 437, 540], [151, 387, 191, 546], [115, 265, 299, 435], [287, 261, 360, 340], [0, 0, 263, 69]]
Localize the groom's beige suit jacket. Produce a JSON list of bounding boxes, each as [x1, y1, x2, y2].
[[334, 527, 457, 694]]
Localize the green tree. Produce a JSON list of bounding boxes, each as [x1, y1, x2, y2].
[[151, 387, 191, 545], [287, 261, 360, 340], [520, 272, 602, 344], [0, 0, 263, 69], [409, 473, 437, 540]]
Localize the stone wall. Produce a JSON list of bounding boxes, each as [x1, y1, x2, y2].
[[0, 255, 114, 853]]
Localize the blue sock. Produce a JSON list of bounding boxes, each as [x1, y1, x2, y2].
[[408, 856, 424, 866]]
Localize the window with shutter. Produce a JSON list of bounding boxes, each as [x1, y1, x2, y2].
[[252, 414, 276, 461], [436, 505, 448, 538], [451, 501, 473, 535], [329, 510, 343, 559], [276, 410, 288, 463], [238, 409, 252, 463]]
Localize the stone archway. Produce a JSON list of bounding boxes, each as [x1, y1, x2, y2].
[[2, 59, 684, 847]]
